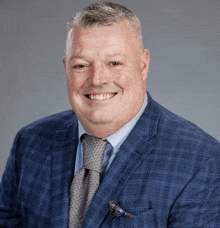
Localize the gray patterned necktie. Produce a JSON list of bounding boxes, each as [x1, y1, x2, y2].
[[68, 134, 108, 227]]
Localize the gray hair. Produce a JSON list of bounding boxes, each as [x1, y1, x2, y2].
[[66, 1, 143, 48]]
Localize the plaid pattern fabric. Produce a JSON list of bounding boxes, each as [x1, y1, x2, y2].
[[0, 92, 220, 227]]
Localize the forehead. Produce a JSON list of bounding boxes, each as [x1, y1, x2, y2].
[[66, 21, 140, 57]]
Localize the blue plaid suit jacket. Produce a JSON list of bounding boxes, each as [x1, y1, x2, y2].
[[1, 92, 220, 227]]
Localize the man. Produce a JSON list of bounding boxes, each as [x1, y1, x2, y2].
[[0, 1, 220, 227]]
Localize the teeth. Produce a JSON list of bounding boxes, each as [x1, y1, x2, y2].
[[88, 94, 115, 100]]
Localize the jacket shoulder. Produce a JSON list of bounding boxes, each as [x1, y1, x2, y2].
[[13, 110, 78, 154], [151, 99, 220, 158], [160, 103, 218, 142], [19, 109, 77, 134]]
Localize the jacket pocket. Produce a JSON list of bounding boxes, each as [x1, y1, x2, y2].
[[103, 210, 157, 228]]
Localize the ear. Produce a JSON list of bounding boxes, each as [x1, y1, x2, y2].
[[141, 49, 150, 81], [62, 56, 69, 85], [62, 56, 66, 69]]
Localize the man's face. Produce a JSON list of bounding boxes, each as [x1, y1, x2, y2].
[[63, 20, 150, 137]]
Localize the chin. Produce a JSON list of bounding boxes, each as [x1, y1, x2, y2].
[[86, 115, 114, 125]]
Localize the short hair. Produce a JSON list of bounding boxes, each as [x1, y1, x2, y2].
[[66, 1, 143, 48]]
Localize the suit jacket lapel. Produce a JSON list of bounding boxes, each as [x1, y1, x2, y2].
[[83, 93, 161, 227], [50, 118, 78, 227]]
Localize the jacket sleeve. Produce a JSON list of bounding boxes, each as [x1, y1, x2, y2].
[[0, 132, 22, 227], [168, 153, 220, 227]]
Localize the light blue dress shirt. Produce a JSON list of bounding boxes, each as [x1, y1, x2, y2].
[[74, 93, 148, 176]]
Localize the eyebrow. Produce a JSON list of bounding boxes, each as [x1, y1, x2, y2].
[[68, 53, 126, 64], [68, 55, 86, 64]]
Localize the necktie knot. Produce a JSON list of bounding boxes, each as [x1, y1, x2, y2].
[[82, 134, 108, 173]]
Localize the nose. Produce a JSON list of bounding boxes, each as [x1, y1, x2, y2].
[[89, 63, 109, 87]]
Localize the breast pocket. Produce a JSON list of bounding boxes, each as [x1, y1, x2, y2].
[[102, 210, 157, 228]]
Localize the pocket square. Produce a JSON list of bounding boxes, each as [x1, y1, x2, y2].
[[109, 200, 134, 220]]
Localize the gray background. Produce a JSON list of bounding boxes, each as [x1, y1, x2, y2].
[[0, 0, 220, 177]]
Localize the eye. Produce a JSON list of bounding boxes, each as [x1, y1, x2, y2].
[[110, 62, 121, 66], [73, 64, 85, 69]]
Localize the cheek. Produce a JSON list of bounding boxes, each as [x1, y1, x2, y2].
[[66, 70, 75, 87], [115, 71, 141, 90], [113, 68, 134, 86], [66, 72, 85, 91]]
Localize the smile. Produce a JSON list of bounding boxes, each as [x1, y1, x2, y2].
[[85, 93, 117, 100]]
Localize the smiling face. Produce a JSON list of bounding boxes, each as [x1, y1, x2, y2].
[[63, 20, 150, 138]]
